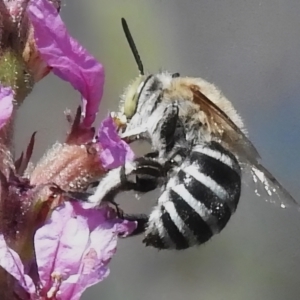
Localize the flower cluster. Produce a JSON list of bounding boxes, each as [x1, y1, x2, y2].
[[0, 0, 135, 299]]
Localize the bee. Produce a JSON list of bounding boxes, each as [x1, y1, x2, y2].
[[71, 18, 299, 250]]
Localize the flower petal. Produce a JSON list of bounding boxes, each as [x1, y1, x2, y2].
[[34, 201, 136, 299], [0, 85, 13, 129], [58, 202, 136, 299], [27, 0, 104, 127], [34, 202, 89, 289], [0, 234, 35, 294], [98, 116, 135, 169]]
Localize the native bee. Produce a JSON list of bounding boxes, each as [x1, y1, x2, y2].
[[70, 18, 299, 250]]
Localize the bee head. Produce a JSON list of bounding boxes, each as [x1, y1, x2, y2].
[[120, 19, 174, 128], [122, 75, 148, 119], [121, 18, 149, 120]]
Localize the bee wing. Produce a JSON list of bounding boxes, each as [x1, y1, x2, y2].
[[243, 163, 300, 210], [191, 86, 299, 210], [191, 86, 260, 164]]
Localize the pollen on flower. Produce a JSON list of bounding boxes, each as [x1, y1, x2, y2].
[[82, 248, 98, 274], [46, 271, 63, 299]]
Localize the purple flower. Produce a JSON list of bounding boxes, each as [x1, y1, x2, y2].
[[0, 86, 13, 129], [0, 235, 35, 295], [0, 0, 136, 299], [0, 202, 136, 299], [27, 0, 132, 171], [35, 202, 136, 299], [27, 0, 104, 128], [0, 0, 61, 87], [98, 116, 135, 169]]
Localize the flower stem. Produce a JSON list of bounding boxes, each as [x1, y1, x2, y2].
[[0, 50, 34, 104], [0, 269, 19, 300]]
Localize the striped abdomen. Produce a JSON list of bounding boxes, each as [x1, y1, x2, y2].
[[143, 141, 241, 250]]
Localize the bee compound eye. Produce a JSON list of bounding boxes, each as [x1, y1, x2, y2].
[[172, 72, 180, 78]]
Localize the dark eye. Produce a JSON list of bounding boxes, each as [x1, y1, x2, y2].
[[172, 73, 180, 78]]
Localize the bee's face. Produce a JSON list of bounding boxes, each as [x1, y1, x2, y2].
[[121, 72, 173, 122], [122, 75, 148, 119], [118, 72, 173, 142]]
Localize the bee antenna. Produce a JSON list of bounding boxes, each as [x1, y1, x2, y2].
[[121, 18, 144, 75]]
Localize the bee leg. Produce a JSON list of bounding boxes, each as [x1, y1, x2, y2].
[[120, 213, 148, 236], [64, 190, 93, 202], [120, 156, 165, 193], [121, 127, 148, 142], [108, 200, 125, 218], [88, 180, 103, 189], [161, 103, 179, 148], [73, 157, 164, 206], [66, 157, 167, 221], [159, 102, 186, 153], [144, 151, 159, 159], [66, 189, 126, 220]]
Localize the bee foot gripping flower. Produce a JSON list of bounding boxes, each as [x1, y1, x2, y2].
[[0, 0, 136, 299]]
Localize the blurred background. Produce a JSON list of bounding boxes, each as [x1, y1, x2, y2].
[[16, 0, 300, 299]]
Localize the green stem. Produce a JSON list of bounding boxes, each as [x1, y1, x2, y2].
[[0, 50, 34, 104]]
